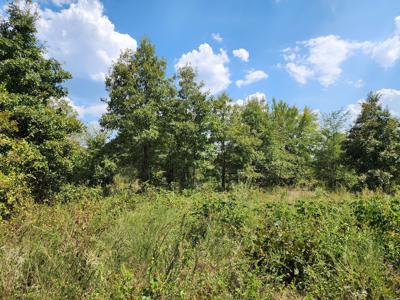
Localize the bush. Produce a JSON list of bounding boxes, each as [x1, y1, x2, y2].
[[249, 199, 395, 298], [0, 171, 32, 220], [52, 184, 103, 204]]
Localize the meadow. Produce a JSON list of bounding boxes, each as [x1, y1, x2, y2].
[[1, 2, 400, 299], [1, 186, 399, 299]]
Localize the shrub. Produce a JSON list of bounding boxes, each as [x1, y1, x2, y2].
[[249, 199, 397, 298]]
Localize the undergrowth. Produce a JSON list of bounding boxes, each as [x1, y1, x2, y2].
[[0, 187, 399, 299]]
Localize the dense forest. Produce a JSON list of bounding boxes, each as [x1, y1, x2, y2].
[[0, 2, 399, 299]]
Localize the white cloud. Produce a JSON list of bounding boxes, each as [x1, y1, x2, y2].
[[346, 101, 363, 124], [283, 35, 369, 87], [396, 16, 400, 33], [246, 92, 266, 102], [233, 48, 249, 62], [211, 33, 223, 43], [232, 92, 267, 106], [66, 97, 107, 119], [50, 0, 76, 6], [283, 16, 400, 86], [38, 0, 77, 6], [175, 43, 230, 94], [236, 70, 268, 87], [348, 79, 365, 88], [378, 88, 400, 117], [36, 0, 137, 81], [285, 62, 314, 85], [90, 72, 106, 82], [370, 36, 400, 68], [346, 88, 400, 124]]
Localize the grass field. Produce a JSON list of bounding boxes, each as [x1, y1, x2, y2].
[[1, 187, 399, 299]]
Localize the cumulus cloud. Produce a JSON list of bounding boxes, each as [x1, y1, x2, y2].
[[232, 92, 267, 106], [346, 89, 400, 124], [283, 16, 400, 86], [175, 43, 230, 94], [236, 70, 268, 87], [211, 33, 223, 43], [283, 36, 369, 87], [246, 92, 266, 102], [370, 36, 400, 68], [233, 48, 249, 62], [285, 62, 314, 85], [66, 97, 107, 119], [36, 0, 137, 81]]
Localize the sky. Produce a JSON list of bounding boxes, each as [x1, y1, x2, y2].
[[2, 0, 400, 125]]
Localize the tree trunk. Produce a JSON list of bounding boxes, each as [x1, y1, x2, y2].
[[221, 140, 226, 191], [142, 142, 150, 182]]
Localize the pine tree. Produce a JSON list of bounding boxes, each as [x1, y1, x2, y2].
[[343, 92, 400, 191]]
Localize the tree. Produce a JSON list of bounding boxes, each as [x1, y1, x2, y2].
[[0, 1, 70, 101], [0, 1, 83, 215], [264, 99, 319, 186], [101, 38, 174, 184], [166, 66, 211, 189], [75, 130, 117, 190], [343, 92, 400, 192], [241, 96, 269, 185], [314, 110, 356, 189], [211, 93, 262, 190]]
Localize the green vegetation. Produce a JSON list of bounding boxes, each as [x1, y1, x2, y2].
[[1, 2, 400, 298], [1, 188, 399, 298]]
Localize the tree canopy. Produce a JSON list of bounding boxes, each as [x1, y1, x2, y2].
[[2, 0, 400, 218], [0, 1, 82, 217]]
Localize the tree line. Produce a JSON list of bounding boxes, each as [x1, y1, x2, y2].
[[1, 2, 400, 217]]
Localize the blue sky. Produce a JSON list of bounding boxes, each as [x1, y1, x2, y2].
[[3, 0, 400, 124]]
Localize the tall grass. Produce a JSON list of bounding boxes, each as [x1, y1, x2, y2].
[[0, 188, 399, 299]]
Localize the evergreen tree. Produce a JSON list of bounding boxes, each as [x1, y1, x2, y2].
[[343, 92, 400, 192]]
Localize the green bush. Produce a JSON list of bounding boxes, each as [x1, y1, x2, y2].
[[249, 199, 395, 298], [52, 184, 103, 204], [352, 195, 400, 269]]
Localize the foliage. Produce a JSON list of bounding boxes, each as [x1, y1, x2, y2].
[[211, 93, 262, 190], [2, 3, 400, 298], [0, 189, 398, 298], [0, 2, 83, 217], [163, 66, 211, 189], [343, 92, 400, 192], [315, 110, 357, 189], [0, 0, 70, 100], [100, 38, 175, 184], [76, 130, 117, 190], [262, 99, 319, 186]]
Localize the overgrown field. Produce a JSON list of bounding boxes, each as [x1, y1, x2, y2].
[[0, 188, 399, 299]]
